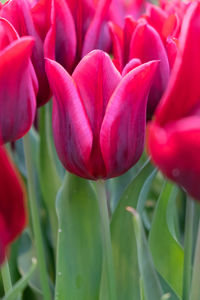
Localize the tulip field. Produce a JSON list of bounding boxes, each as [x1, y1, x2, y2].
[[0, 0, 200, 299]]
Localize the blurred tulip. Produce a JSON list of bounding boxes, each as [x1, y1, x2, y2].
[[0, 146, 26, 264], [109, 0, 146, 27], [0, 0, 51, 106], [44, 0, 111, 72], [46, 50, 158, 179], [147, 1, 200, 200], [109, 17, 170, 118], [0, 18, 37, 144]]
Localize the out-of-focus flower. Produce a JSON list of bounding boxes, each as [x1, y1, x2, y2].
[[147, 1, 200, 200], [44, 0, 112, 73], [0, 18, 37, 144], [46, 50, 158, 179], [109, 16, 170, 118], [109, 0, 146, 27], [0, 0, 51, 106], [0, 146, 26, 264]]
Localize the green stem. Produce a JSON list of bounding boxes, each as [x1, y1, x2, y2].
[[190, 218, 200, 300], [182, 196, 194, 300], [1, 258, 12, 293], [23, 133, 52, 300], [96, 180, 116, 300]]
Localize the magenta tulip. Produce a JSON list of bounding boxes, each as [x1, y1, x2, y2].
[[44, 0, 111, 73], [0, 0, 51, 106], [46, 50, 158, 179], [147, 1, 200, 200], [109, 17, 170, 117]]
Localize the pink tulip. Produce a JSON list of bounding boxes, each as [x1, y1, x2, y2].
[[0, 0, 51, 106], [46, 50, 158, 179], [109, 17, 170, 117], [147, 1, 200, 200], [44, 0, 112, 72]]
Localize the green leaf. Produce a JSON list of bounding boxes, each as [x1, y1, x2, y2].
[[55, 174, 102, 300], [128, 207, 163, 300], [38, 104, 62, 246], [149, 181, 184, 298], [137, 168, 157, 214], [3, 258, 37, 300], [110, 160, 155, 300], [18, 231, 42, 296]]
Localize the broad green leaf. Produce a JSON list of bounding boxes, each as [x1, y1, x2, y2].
[[55, 174, 102, 300], [128, 208, 163, 300], [111, 161, 155, 300], [39, 104, 62, 246], [3, 258, 37, 300], [108, 152, 147, 213], [149, 181, 184, 298]]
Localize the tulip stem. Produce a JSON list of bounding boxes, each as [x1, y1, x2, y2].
[[182, 196, 194, 300], [190, 217, 200, 300], [96, 180, 116, 300], [1, 258, 12, 293], [23, 133, 52, 300]]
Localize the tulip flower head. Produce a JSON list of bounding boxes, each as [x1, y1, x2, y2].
[[0, 0, 50, 106], [147, 1, 200, 200], [109, 16, 170, 118], [44, 0, 112, 73], [0, 146, 26, 264], [46, 50, 158, 180]]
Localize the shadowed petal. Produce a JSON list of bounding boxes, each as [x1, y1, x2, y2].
[[100, 60, 158, 178], [130, 22, 170, 116], [44, 0, 76, 73], [45, 59, 93, 178], [0, 37, 36, 143]]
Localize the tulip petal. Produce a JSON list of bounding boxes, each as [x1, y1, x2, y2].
[[122, 58, 141, 76], [148, 117, 200, 200], [100, 61, 158, 178], [0, 37, 36, 143], [129, 22, 170, 116], [44, 0, 76, 73], [0, 146, 26, 264], [73, 50, 121, 137], [82, 0, 111, 56], [45, 59, 93, 178], [72, 50, 121, 177], [156, 2, 200, 125], [108, 21, 123, 71], [0, 18, 18, 51]]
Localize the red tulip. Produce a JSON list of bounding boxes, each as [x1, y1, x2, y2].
[[147, 1, 200, 200], [44, 0, 112, 72], [0, 146, 26, 264], [46, 50, 158, 179], [0, 18, 37, 144], [0, 0, 51, 106], [109, 16, 170, 117]]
